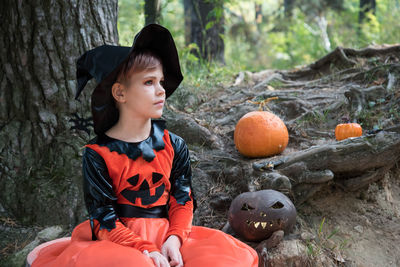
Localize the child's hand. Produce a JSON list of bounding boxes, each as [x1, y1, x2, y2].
[[143, 250, 170, 267], [161, 235, 183, 267]]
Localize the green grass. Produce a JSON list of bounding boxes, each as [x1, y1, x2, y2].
[[297, 109, 331, 127], [306, 217, 349, 261], [168, 52, 242, 111]]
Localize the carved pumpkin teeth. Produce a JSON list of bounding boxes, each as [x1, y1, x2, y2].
[[261, 222, 267, 229], [254, 222, 260, 228]]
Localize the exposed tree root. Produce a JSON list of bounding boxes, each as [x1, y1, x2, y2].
[[251, 131, 400, 204]]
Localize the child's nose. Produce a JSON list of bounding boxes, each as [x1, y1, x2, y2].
[[156, 82, 165, 95]]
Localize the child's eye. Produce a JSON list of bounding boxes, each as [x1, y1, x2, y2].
[[144, 80, 153, 85], [160, 80, 165, 87]]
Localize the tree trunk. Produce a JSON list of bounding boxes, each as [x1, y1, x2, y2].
[[144, 0, 162, 25], [284, 0, 295, 18], [0, 0, 119, 229], [359, 0, 376, 24], [184, 0, 225, 63], [183, 0, 192, 46], [255, 3, 262, 31]]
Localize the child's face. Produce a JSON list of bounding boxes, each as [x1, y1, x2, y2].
[[121, 63, 165, 119]]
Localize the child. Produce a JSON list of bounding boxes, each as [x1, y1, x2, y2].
[[30, 24, 258, 267]]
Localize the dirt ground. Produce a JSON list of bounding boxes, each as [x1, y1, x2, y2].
[[298, 168, 400, 266]]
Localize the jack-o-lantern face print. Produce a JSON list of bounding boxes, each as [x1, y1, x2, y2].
[[121, 172, 166, 207], [228, 189, 296, 242]]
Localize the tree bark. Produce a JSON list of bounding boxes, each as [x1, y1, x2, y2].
[[0, 0, 119, 228], [184, 0, 225, 63], [144, 0, 162, 25]]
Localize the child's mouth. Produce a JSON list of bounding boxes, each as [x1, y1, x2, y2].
[[154, 100, 164, 106]]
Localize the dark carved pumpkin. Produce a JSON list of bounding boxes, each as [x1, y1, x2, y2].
[[228, 189, 296, 242]]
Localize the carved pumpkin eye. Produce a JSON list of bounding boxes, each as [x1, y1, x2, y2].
[[241, 203, 255, 211], [271, 201, 284, 209]]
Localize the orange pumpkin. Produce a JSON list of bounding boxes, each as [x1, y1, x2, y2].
[[335, 123, 362, 141], [234, 111, 289, 157]]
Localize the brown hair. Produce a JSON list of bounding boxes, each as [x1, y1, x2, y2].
[[116, 49, 165, 86]]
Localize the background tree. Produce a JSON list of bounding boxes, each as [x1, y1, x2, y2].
[[255, 2, 263, 31], [289, 0, 344, 52], [0, 0, 119, 228], [359, 0, 376, 24], [145, 0, 162, 25], [183, 0, 225, 63], [284, 0, 295, 18]]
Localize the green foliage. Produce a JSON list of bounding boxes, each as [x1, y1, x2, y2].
[[117, 0, 145, 46], [226, 0, 400, 69]]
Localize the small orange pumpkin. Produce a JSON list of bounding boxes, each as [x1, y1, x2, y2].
[[234, 111, 289, 157], [335, 123, 362, 141]]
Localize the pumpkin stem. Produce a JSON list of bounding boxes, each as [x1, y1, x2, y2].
[[247, 96, 279, 111]]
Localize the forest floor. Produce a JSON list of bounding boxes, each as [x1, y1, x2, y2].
[[172, 44, 400, 266], [1, 45, 400, 267], [297, 168, 400, 267]]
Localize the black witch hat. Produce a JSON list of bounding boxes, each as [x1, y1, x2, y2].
[[75, 24, 183, 135]]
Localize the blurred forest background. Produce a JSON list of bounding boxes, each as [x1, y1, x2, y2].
[[118, 0, 400, 86]]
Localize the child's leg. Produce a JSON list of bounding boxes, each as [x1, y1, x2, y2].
[[31, 220, 156, 267], [73, 240, 155, 267], [180, 226, 258, 267], [32, 239, 155, 267]]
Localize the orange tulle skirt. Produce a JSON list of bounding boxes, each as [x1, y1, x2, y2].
[[30, 218, 258, 267]]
